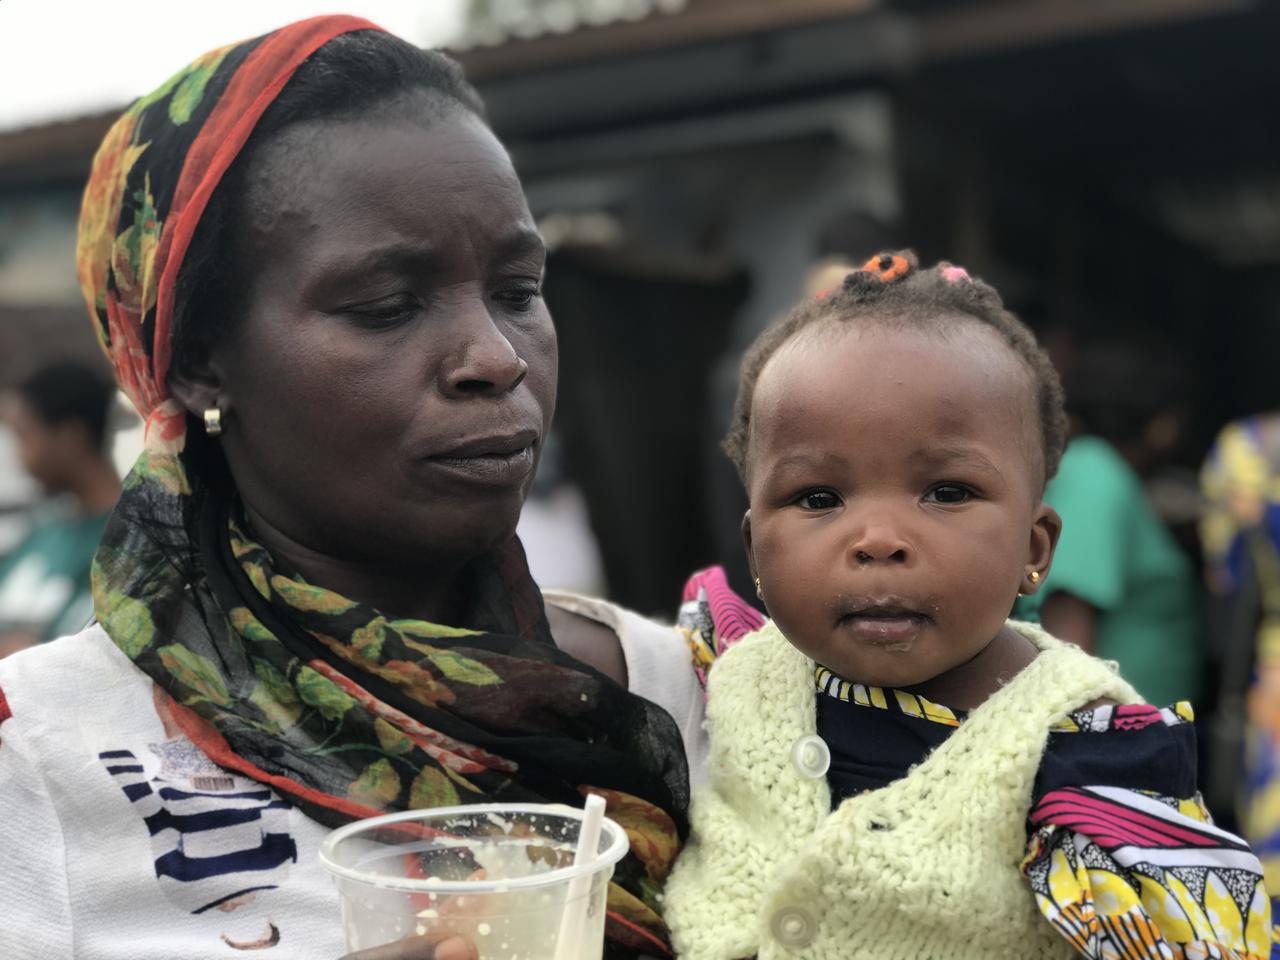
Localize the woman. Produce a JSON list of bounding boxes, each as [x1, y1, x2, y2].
[[0, 17, 705, 960]]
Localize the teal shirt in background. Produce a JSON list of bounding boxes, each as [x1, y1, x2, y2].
[[1014, 437, 1200, 705], [0, 506, 110, 642]]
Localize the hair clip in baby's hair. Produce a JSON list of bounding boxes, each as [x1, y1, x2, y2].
[[857, 253, 911, 283], [940, 264, 971, 285]]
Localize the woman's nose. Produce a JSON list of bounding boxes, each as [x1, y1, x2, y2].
[[440, 309, 528, 398]]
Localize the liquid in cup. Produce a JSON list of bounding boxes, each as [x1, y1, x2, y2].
[[319, 803, 628, 960]]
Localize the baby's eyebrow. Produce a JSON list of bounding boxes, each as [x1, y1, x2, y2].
[[909, 445, 1001, 473], [768, 451, 848, 473]]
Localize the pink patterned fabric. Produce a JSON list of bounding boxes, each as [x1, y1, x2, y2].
[[678, 566, 766, 688]]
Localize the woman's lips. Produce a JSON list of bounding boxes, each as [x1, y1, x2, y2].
[[424, 429, 539, 487], [426, 446, 535, 487]]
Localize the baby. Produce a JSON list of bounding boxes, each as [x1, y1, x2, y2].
[[666, 253, 1271, 960]]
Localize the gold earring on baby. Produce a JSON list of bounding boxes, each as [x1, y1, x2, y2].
[[1018, 570, 1041, 597], [203, 407, 223, 437], [754, 576, 763, 599]]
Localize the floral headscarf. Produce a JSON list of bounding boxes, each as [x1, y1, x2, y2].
[[77, 17, 688, 955]]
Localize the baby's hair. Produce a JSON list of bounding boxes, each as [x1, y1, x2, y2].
[[723, 250, 1067, 489]]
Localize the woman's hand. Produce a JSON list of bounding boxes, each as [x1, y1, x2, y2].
[[340, 932, 477, 960], [341, 867, 486, 960]]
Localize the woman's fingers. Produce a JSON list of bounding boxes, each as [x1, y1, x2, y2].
[[341, 867, 494, 959], [340, 933, 477, 960]]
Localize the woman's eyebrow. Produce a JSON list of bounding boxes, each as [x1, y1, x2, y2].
[[492, 227, 546, 264], [316, 243, 440, 280]]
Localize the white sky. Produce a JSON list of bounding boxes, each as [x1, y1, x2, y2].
[[0, 1, 468, 132]]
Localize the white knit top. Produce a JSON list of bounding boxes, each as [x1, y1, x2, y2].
[[664, 619, 1140, 960]]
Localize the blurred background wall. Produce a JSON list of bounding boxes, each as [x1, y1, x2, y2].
[[1, 0, 1276, 614]]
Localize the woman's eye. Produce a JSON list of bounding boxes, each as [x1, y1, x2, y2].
[[346, 295, 420, 327], [926, 484, 973, 504], [493, 284, 541, 310], [797, 491, 841, 511]]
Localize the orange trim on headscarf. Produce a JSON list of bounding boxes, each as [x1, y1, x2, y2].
[[150, 14, 382, 393]]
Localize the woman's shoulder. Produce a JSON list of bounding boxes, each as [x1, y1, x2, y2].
[[542, 589, 688, 677], [542, 589, 679, 684], [1, 621, 125, 684], [0, 623, 149, 744], [544, 589, 711, 783]]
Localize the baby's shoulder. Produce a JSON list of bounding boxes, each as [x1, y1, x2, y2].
[[1037, 700, 1200, 802]]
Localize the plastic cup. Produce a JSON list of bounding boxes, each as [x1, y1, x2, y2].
[[319, 803, 628, 960]]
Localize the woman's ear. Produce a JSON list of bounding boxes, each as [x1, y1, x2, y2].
[[167, 355, 225, 421], [1023, 502, 1062, 596]]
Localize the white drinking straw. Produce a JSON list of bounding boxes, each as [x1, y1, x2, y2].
[[554, 793, 607, 960]]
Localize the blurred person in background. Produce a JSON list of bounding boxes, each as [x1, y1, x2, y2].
[[1014, 337, 1199, 705], [1201, 413, 1280, 906], [0, 359, 118, 656]]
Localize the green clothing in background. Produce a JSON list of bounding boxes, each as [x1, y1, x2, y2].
[[0, 507, 110, 642], [1014, 437, 1199, 705]]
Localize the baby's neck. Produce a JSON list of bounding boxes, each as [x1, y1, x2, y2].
[[897, 625, 1040, 712]]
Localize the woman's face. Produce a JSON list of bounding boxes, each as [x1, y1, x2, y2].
[[200, 102, 556, 570]]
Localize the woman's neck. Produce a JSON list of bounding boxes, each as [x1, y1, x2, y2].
[[899, 625, 1039, 712], [241, 503, 470, 624]]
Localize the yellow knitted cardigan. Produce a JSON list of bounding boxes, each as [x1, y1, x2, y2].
[[665, 619, 1140, 960]]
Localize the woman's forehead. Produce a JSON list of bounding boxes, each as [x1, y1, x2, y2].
[[249, 107, 515, 210], [238, 109, 533, 264]]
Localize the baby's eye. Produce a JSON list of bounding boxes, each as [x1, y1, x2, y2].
[[925, 484, 973, 505], [796, 490, 841, 511]]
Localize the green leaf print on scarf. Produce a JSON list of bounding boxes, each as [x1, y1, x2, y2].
[[374, 717, 414, 756], [93, 577, 157, 658], [112, 178, 163, 314], [126, 449, 191, 496], [410, 767, 461, 809], [248, 660, 302, 731], [168, 47, 232, 124], [296, 665, 356, 721], [230, 606, 277, 645], [270, 577, 359, 615], [396, 631, 501, 687], [394, 618, 480, 640], [427, 650, 502, 687], [349, 758, 402, 809], [158, 645, 233, 707], [352, 619, 387, 660]]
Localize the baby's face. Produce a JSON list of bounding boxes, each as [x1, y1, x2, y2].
[[744, 320, 1057, 689]]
